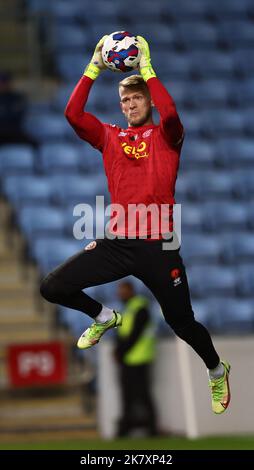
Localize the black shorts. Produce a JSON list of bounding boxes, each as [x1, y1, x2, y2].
[[46, 237, 194, 329]]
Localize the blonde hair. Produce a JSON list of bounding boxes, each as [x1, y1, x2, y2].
[[119, 74, 150, 96]]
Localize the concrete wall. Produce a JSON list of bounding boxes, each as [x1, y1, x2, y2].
[[98, 336, 254, 438]]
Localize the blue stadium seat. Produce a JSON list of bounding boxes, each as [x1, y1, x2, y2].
[[162, 81, 187, 107], [202, 201, 249, 232], [233, 170, 254, 199], [217, 138, 254, 167], [234, 52, 254, 79], [192, 299, 211, 326], [117, 1, 162, 21], [219, 20, 254, 48], [89, 24, 125, 44], [51, 174, 108, 205], [52, 82, 76, 112], [186, 170, 235, 201], [162, 0, 207, 20], [190, 51, 235, 79], [18, 206, 66, 242], [24, 112, 70, 142], [200, 110, 245, 138], [175, 172, 194, 202], [206, 297, 254, 333], [50, 24, 89, 51], [188, 266, 236, 298], [186, 80, 230, 109], [222, 233, 254, 264], [157, 54, 192, 79], [181, 234, 221, 264], [247, 202, 254, 229], [38, 143, 81, 174], [32, 236, 82, 274], [177, 22, 217, 50], [180, 111, 203, 136], [237, 265, 254, 297], [242, 108, 254, 136], [2, 176, 52, 207], [77, 143, 105, 174], [0, 145, 35, 175], [181, 203, 204, 233], [86, 83, 120, 112], [26, 0, 51, 13], [56, 53, 90, 81], [48, 0, 84, 21], [181, 138, 215, 169], [207, 0, 249, 20], [132, 23, 176, 47], [231, 78, 254, 105]]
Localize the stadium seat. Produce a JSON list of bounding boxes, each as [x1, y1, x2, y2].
[[0, 145, 35, 175], [179, 111, 203, 136], [181, 138, 215, 169], [32, 236, 82, 274], [2, 176, 52, 207], [219, 20, 254, 48], [187, 170, 235, 201], [51, 174, 108, 206], [18, 206, 66, 242], [190, 51, 235, 79], [177, 22, 218, 50], [186, 80, 230, 109], [158, 54, 192, 79], [237, 265, 254, 297], [192, 299, 211, 326], [38, 143, 81, 174], [206, 297, 254, 333], [232, 170, 254, 199], [222, 233, 254, 264], [24, 112, 70, 142], [181, 203, 204, 233], [200, 110, 245, 138], [217, 138, 254, 167], [56, 53, 90, 81], [207, 0, 249, 20], [181, 234, 221, 264], [202, 201, 249, 232], [162, 0, 207, 20], [188, 266, 236, 298], [50, 24, 89, 51]]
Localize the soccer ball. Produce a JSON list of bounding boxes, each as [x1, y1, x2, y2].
[[102, 31, 140, 73]]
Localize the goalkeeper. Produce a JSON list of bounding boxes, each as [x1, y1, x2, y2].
[[40, 36, 231, 415]]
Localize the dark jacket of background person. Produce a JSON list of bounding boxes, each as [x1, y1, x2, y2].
[[0, 71, 35, 146]]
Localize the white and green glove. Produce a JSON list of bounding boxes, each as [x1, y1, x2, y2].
[[84, 35, 108, 80], [137, 35, 156, 82]]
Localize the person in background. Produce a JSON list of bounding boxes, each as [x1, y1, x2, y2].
[[0, 70, 35, 146], [114, 281, 158, 437]]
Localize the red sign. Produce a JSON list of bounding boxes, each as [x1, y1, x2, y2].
[[7, 342, 67, 387]]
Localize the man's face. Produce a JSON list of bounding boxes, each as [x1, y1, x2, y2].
[[117, 283, 134, 303], [119, 86, 153, 127]]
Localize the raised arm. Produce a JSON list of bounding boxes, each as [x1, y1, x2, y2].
[[64, 36, 108, 151], [137, 36, 184, 146]]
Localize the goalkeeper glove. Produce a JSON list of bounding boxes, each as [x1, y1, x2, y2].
[[137, 36, 156, 82], [84, 35, 108, 80]]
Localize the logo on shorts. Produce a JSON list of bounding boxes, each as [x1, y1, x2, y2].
[[170, 268, 182, 287], [85, 241, 97, 251]]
